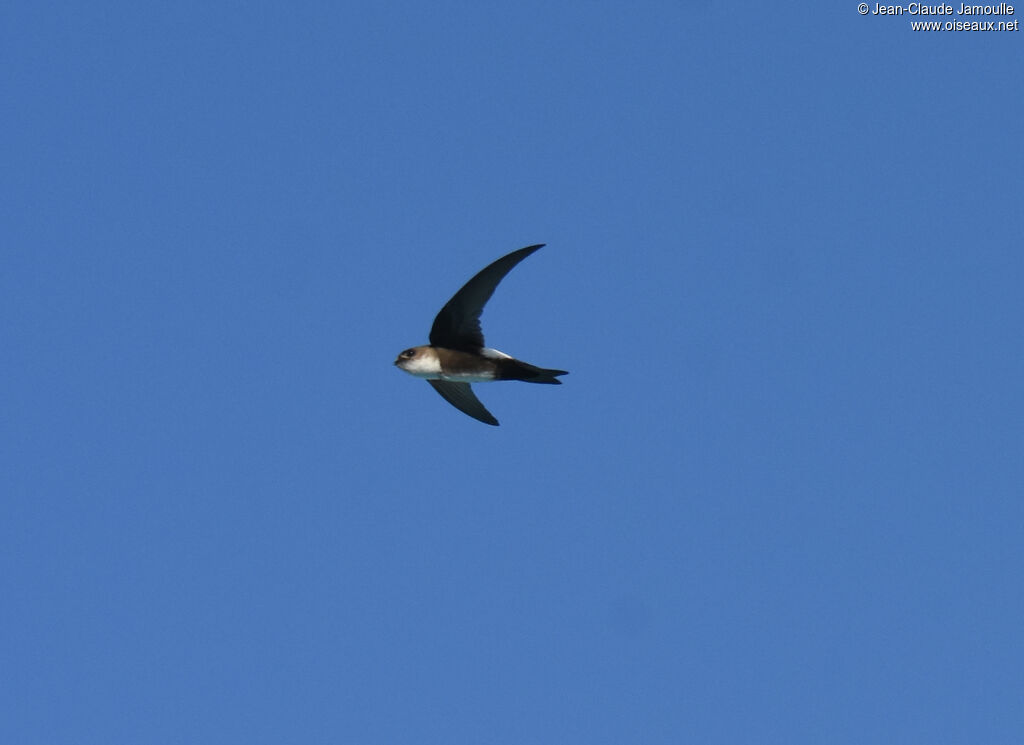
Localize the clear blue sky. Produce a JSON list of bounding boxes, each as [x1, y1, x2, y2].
[[3, 4, 1022, 744]]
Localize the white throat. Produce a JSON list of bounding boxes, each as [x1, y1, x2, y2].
[[400, 352, 442, 378]]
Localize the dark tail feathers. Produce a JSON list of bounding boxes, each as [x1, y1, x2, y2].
[[503, 359, 569, 384]]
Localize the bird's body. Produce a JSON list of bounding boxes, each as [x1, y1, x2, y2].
[[394, 244, 567, 425]]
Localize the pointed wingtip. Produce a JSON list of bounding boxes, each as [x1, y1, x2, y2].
[[426, 379, 501, 426], [429, 243, 549, 350]]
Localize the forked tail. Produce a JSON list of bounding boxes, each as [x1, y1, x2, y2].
[[503, 359, 569, 384]]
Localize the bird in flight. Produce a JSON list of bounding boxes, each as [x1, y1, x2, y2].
[[394, 244, 568, 426]]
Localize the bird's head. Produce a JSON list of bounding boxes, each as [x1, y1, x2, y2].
[[394, 346, 441, 378]]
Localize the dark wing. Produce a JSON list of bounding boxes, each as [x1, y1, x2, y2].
[[427, 380, 499, 426], [429, 244, 545, 350]]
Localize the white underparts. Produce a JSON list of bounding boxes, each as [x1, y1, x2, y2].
[[440, 370, 497, 383]]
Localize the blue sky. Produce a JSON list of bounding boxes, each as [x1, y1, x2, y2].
[[3, 4, 1022, 743]]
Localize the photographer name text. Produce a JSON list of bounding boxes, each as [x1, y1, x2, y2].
[[868, 3, 1012, 13]]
